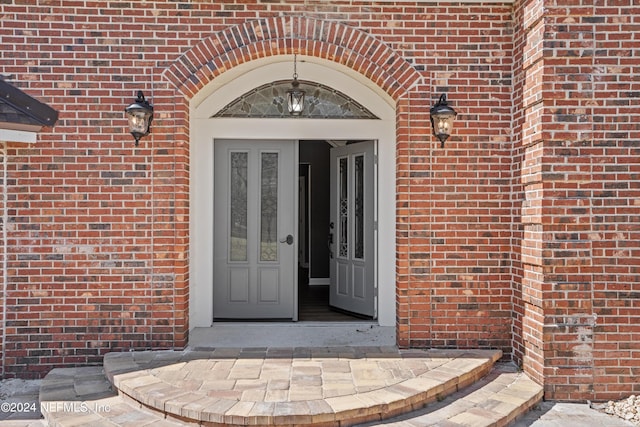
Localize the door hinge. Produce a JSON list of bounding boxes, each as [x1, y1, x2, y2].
[[374, 221, 378, 231], [374, 154, 378, 165]]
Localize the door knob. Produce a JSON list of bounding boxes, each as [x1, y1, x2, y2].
[[280, 234, 294, 245]]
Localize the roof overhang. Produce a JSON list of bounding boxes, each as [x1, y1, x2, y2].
[[0, 79, 58, 143]]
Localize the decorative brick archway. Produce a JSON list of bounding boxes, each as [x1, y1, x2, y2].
[[160, 16, 427, 347], [163, 16, 422, 101]]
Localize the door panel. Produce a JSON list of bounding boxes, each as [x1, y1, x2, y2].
[[258, 268, 280, 303], [229, 268, 249, 302], [329, 141, 376, 317], [214, 139, 296, 319]]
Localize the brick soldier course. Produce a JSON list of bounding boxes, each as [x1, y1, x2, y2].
[[0, 0, 638, 403]]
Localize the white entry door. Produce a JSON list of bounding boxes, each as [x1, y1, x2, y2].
[[214, 139, 296, 319], [329, 141, 376, 318]]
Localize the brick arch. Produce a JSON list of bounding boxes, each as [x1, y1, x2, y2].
[[162, 16, 422, 102]]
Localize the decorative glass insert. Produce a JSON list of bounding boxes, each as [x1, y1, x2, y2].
[[229, 152, 248, 261], [260, 152, 278, 262], [339, 157, 349, 258], [354, 154, 364, 260], [213, 80, 379, 119]]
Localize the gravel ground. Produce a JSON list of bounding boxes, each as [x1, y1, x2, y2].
[[594, 395, 640, 426]]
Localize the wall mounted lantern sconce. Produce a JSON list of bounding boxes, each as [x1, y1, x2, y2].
[[287, 54, 305, 115], [430, 93, 457, 148], [125, 90, 154, 146]]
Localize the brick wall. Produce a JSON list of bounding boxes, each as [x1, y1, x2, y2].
[[513, 0, 640, 401], [0, 0, 638, 401], [512, 0, 547, 389], [543, 0, 640, 401], [0, 1, 192, 377], [588, 0, 640, 399], [401, 25, 516, 352]]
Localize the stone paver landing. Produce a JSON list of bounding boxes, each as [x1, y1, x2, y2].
[[102, 347, 502, 426]]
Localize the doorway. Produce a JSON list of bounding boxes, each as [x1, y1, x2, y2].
[[190, 58, 397, 329], [210, 138, 376, 322]]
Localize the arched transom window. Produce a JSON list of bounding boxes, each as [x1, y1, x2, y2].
[[212, 80, 379, 119]]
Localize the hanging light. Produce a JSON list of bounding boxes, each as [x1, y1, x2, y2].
[[287, 54, 305, 115], [125, 90, 154, 146], [430, 93, 457, 148]]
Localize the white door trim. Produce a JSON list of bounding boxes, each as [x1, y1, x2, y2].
[[190, 58, 396, 327]]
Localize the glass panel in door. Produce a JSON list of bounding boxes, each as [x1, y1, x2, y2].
[[354, 154, 364, 260], [260, 152, 278, 262], [339, 157, 348, 259], [229, 152, 248, 262]]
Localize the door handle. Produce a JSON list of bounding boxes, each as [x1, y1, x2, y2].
[[280, 234, 294, 245]]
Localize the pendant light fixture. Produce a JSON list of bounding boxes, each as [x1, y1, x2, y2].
[[287, 54, 305, 115]]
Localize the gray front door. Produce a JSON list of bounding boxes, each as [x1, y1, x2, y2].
[[329, 141, 376, 317], [213, 139, 296, 319]]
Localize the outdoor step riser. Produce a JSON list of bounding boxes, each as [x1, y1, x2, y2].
[[40, 372, 544, 427], [361, 370, 544, 427]]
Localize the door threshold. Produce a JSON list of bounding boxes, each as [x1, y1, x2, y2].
[[189, 323, 395, 349]]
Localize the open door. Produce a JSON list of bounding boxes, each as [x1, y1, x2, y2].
[[213, 139, 297, 319], [329, 141, 376, 318]]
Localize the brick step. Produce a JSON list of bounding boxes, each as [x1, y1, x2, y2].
[[358, 365, 543, 426], [39, 348, 542, 427], [106, 348, 502, 425]]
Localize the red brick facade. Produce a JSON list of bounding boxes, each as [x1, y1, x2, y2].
[[511, 0, 640, 400], [0, 0, 638, 401]]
